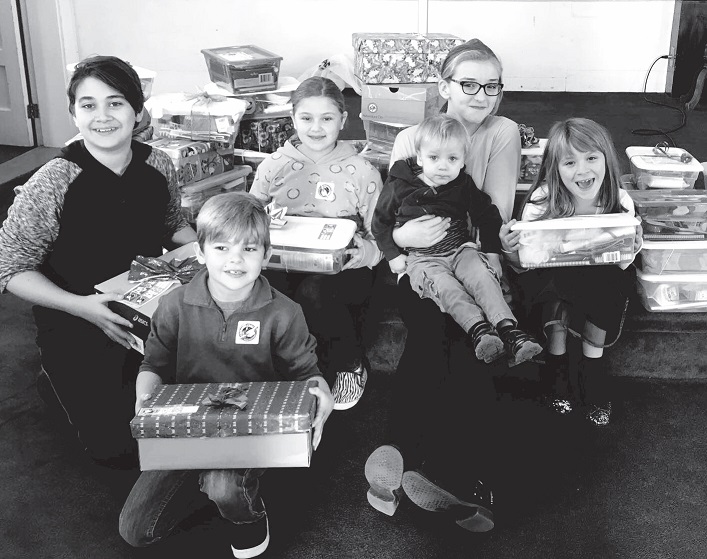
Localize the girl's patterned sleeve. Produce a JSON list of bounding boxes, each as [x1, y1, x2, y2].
[[147, 149, 191, 240], [354, 160, 384, 268], [0, 160, 75, 293], [248, 155, 276, 203]]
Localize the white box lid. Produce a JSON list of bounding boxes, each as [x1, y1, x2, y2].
[[511, 213, 639, 231], [625, 146, 703, 174], [636, 268, 707, 283], [642, 239, 707, 251], [270, 216, 357, 250]]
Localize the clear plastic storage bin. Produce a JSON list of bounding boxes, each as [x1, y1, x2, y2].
[[266, 217, 357, 274], [201, 45, 282, 94], [638, 240, 707, 274], [361, 117, 410, 149], [627, 190, 707, 240], [635, 268, 707, 312], [625, 146, 702, 189], [511, 213, 639, 269]]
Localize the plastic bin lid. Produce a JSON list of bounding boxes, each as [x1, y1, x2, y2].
[[511, 213, 639, 230], [636, 268, 707, 282], [201, 45, 282, 65], [627, 190, 707, 204], [270, 216, 357, 250], [180, 166, 252, 194], [625, 146, 703, 173], [642, 239, 707, 250]]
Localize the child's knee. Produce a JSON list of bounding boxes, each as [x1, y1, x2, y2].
[[199, 470, 241, 506]]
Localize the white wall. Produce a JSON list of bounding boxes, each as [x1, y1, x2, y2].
[[26, 0, 677, 146], [63, 0, 675, 95]]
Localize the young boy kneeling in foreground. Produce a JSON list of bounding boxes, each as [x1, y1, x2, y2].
[[373, 114, 541, 365], [119, 192, 334, 558]]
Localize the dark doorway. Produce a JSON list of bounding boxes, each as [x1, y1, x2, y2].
[[671, 0, 707, 106]]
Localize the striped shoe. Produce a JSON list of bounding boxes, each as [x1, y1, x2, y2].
[[332, 362, 368, 411]]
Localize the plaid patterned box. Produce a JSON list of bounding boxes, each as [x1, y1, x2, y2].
[[353, 33, 464, 84], [131, 381, 318, 470]]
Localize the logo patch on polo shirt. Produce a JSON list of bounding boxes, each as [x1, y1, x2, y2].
[[236, 321, 260, 344]]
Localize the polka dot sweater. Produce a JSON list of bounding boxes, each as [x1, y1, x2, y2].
[[250, 139, 384, 268]]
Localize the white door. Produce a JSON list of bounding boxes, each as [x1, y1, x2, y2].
[[0, 0, 32, 146]]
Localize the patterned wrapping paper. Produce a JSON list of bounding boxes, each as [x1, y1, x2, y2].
[[234, 116, 294, 153], [147, 138, 225, 187], [352, 32, 465, 84], [131, 381, 317, 439]]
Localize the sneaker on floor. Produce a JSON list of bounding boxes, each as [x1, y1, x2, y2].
[[497, 327, 543, 367], [402, 470, 494, 532], [332, 362, 368, 411], [231, 512, 269, 559], [364, 444, 404, 516], [469, 321, 505, 364]]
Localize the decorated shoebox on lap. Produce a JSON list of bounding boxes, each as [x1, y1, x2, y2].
[[625, 146, 703, 190], [131, 380, 317, 470], [635, 269, 707, 312], [353, 32, 464, 84], [627, 190, 707, 240], [264, 208, 357, 274], [511, 214, 639, 269], [180, 165, 253, 223], [95, 244, 202, 354]]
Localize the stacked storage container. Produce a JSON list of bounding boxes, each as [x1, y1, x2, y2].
[[625, 146, 707, 312], [352, 33, 463, 177]]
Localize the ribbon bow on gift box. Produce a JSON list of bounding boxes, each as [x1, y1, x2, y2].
[[202, 385, 248, 409], [127, 255, 204, 285], [265, 201, 288, 229]]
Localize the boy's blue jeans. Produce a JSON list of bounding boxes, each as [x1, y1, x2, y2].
[[406, 245, 515, 333], [119, 468, 265, 547]]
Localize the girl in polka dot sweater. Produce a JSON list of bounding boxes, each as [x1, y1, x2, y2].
[[250, 76, 383, 411]]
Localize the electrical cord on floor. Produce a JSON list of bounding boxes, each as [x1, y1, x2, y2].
[[631, 54, 687, 146]]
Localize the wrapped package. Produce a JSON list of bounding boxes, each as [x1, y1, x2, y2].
[[147, 92, 248, 145], [147, 138, 225, 187], [352, 32, 464, 84], [131, 380, 317, 470]]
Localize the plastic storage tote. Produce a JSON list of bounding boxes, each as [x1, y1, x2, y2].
[[202, 45, 282, 94], [635, 268, 707, 312], [625, 146, 702, 190]]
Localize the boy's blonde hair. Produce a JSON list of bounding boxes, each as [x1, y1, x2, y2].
[[414, 114, 469, 158], [196, 192, 271, 253]]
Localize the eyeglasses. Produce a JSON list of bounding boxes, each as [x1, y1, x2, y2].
[[448, 79, 504, 97]]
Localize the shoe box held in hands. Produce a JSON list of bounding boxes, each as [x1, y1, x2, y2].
[[94, 243, 201, 354], [131, 380, 317, 470], [265, 216, 357, 274], [511, 213, 640, 269]]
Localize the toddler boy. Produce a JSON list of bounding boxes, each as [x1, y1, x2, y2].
[[372, 114, 541, 365], [119, 192, 334, 558]]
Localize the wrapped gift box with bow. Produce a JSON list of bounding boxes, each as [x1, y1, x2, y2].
[[94, 244, 203, 353], [131, 380, 318, 470]]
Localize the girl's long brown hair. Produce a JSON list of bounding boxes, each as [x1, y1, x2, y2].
[[521, 117, 627, 220]]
